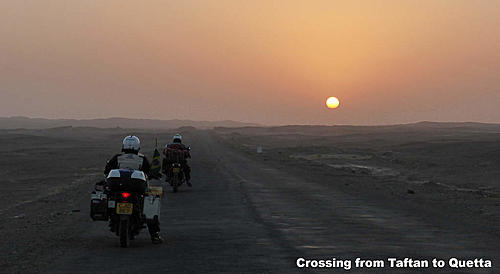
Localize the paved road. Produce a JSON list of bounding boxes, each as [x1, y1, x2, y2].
[[50, 131, 497, 273]]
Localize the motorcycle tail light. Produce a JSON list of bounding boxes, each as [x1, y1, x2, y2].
[[121, 192, 131, 198]]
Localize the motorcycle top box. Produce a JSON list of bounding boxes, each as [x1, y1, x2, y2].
[[106, 169, 147, 194], [164, 148, 186, 163]]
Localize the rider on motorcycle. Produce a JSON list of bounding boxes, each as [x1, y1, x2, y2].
[[104, 135, 163, 244], [162, 134, 192, 187]]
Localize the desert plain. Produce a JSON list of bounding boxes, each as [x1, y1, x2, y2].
[[0, 122, 499, 273]]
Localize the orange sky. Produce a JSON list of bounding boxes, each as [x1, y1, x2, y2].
[[1, 0, 499, 125]]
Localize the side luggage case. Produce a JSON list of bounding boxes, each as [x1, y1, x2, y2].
[[90, 184, 108, 221], [143, 194, 161, 221]]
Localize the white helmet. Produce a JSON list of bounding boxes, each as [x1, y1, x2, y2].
[[172, 134, 182, 143], [122, 135, 140, 152]]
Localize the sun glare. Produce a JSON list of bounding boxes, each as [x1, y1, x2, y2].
[[326, 97, 340, 109]]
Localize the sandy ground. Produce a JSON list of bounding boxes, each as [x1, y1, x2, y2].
[[217, 124, 500, 232], [0, 125, 499, 273]]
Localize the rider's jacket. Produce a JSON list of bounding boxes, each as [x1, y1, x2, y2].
[[104, 152, 151, 176]]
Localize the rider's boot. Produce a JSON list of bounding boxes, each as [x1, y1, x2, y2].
[[186, 172, 192, 187], [151, 232, 163, 244], [109, 220, 116, 232]]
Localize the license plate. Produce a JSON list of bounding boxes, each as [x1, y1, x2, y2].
[[116, 203, 133, 215], [173, 167, 181, 173]]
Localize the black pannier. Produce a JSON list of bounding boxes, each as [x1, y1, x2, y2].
[[90, 190, 108, 221]]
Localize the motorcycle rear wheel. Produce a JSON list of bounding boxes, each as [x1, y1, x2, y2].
[[120, 219, 130, 248]]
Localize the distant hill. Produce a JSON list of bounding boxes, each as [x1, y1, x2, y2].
[[0, 116, 260, 129], [214, 121, 500, 135]]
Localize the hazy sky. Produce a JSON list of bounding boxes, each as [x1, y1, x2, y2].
[[1, 0, 499, 125]]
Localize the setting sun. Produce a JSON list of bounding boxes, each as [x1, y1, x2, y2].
[[326, 97, 340, 109]]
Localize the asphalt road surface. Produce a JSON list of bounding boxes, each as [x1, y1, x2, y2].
[[6, 130, 498, 273]]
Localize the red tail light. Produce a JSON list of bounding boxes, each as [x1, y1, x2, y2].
[[121, 192, 131, 198]]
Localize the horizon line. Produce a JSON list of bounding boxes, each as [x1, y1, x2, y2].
[[2, 115, 500, 128]]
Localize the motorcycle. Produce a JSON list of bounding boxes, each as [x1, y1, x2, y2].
[[90, 168, 161, 247], [163, 146, 190, 193], [166, 162, 185, 193]]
